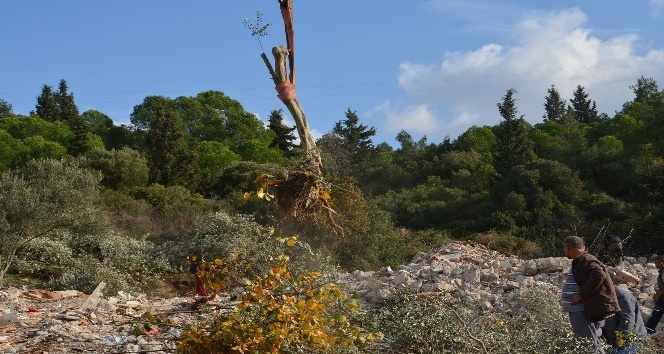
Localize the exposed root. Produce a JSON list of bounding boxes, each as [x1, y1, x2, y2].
[[255, 170, 344, 237]]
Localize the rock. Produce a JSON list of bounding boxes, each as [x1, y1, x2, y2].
[[0, 311, 18, 325], [378, 266, 393, 277], [2, 241, 663, 352], [523, 260, 538, 276], [54, 290, 81, 298], [461, 268, 480, 283], [392, 271, 409, 286]]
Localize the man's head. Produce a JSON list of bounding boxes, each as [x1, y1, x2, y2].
[[653, 255, 664, 269], [563, 236, 586, 259], [606, 235, 622, 244]]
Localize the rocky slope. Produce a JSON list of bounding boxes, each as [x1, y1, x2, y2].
[[2, 242, 663, 353]]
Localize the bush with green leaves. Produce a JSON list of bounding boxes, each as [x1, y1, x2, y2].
[[474, 231, 542, 259], [362, 283, 630, 354], [213, 161, 281, 198], [10, 229, 154, 294], [0, 158, 157, 292], [129, 183, 216, 236], [0, 158, 105, 287], [100, 189, 157, 238], [96, 231, 153, 272], [152, 211, 334, 281], [80, 147, 149, 190], [47, 256, 132, 295], [9, 237, 73, 278], [176, 246, 378, 354]]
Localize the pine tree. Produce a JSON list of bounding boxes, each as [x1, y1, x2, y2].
[[630, 76, 660, 104], [0, 98, 14, 118], [55, 79, 79, 123], [543, 85, 568, 123], [146, 107, 192, 186], [570, 85, 599, 124], [0, 99, 13, 118], [332, 108, 376, 174], [68, 115, 90, 156], [35, 85, 60, 122], [267, 109, 297, 154], [494, 89, 534, 176], [35, 79, 80, 124]]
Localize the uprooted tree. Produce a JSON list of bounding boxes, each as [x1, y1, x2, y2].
[[247, 0, 343, 235]]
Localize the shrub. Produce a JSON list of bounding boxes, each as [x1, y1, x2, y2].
[[81, 147, 149, 190], [152, 211, 335, 281], [176, 239, 379, 354], [153, 211, 282, 273], [0, 158, 105, 287], [213, 161, 281, 198], [47, 256, 131, 295], [10, 229, 154, 293], [474, 231, 541, 259], [128, 184, 216, 236], [100, 189, 157, 238], [363, 284, 599, 353], [9, 237, 73, 278], [362, 290, 461, 353], [96, 231, 153, 273]]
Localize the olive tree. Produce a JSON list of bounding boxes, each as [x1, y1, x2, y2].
[[0, 158, 104, 287]]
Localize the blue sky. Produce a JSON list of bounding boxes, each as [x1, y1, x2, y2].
[[2, 0, 664, 146]]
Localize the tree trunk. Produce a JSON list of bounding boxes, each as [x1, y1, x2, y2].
[[262, 47, 321, 174]]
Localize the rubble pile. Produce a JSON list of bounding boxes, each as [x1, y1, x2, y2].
[[0, 284, 228, 354], [341, 241, 664, 346], [342, 242, 661, 308], [2, 241, 664, 353]]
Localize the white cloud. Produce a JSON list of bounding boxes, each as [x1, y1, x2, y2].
[[651, 0, 664, 16], [371, 100, 480, 140], [372, 100, 440, 135], [310, 128, 323, 141], [393, 7, 664, 139]]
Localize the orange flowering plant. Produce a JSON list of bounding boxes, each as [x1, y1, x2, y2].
[[176, 235, 381, 354]]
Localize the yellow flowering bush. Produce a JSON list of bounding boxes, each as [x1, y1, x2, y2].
[[176, 236, 380, 353]]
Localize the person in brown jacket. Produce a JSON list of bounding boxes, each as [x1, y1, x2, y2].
[[563, 236, 621, 353]]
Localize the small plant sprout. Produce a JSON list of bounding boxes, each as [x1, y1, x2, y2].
[[243, 11, 270, 53]]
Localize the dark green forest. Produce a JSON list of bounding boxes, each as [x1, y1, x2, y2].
[[1, 76, 663, 293]]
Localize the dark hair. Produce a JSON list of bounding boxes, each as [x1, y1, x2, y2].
[[605, 235, 621, 244], [563, 236, 584, 248]]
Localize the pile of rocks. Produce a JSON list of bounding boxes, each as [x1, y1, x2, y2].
[[0, 283, 233, 354], [2, 241, 663, 353], [340, 241, 664, 345], [342, 242, 661, 308]]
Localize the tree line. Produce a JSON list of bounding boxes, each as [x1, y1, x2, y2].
[[1, 76, 663, 278]]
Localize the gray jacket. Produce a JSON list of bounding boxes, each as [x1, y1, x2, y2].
[[602, 287, 648, 347]]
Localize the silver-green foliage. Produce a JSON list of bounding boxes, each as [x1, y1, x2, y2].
[[96, 231, 152, 272], [47, 255, 130, 294], [10, 229, 151, 272], [12, 230, 152, 294], [0, 158, 154, 293], [152, 211, 334, 281], [363, 284, 602, 354], [153, 211, 284, 272], [0, 158, 103, 287], [9, 237, 73, 274], [81, 147, 149, 190]]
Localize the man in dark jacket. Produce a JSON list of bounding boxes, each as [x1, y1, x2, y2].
[[564, 236, 621, 353]]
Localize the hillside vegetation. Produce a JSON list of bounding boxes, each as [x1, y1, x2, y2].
[[1, 77, 663, 289]]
